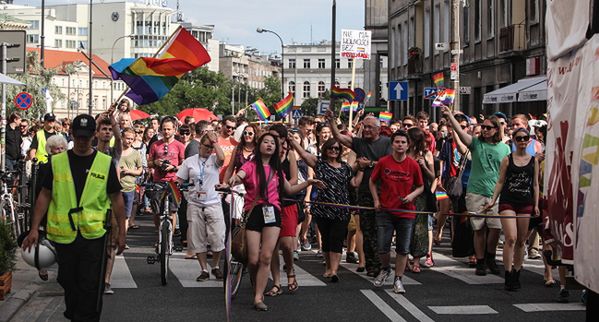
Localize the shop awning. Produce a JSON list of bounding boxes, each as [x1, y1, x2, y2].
[[518, 80, 547, 102], [482, 76, 546, 104]]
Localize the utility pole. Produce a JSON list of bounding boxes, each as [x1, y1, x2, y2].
[[40, 0, 45, 68], [451, 0, 461, 111], [330, 0, 336, 109], [88, 0, 93, 114]]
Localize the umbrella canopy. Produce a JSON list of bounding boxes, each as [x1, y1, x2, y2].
[[0, 73, 25, 86], [176, 108, 218, 122], [130, 109, 151, 121]]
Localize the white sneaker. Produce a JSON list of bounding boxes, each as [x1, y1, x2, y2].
[[104, 283, 114, 295], [393, 276, 406, 294], [374, 268, 391, 287]]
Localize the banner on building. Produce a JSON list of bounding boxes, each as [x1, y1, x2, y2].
[[340, 29, 371, 60], [546, 0, 590, 60]]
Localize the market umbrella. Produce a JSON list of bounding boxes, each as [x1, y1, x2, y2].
[[130, 109, 151, 121], [176, 108, 218, 122], [0, 72, 24, 86]]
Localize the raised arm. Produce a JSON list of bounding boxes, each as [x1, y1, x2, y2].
[[288, 132, 318, 168], [326, 109, 353, 148], [441, 106, 473, 147]]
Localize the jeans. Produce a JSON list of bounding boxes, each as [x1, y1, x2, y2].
[[376, 212, 415, 255]]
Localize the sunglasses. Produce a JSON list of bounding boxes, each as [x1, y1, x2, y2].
[[20, 125, 27, 128], [243, 131, 254, 136], [180, 132, 190, 135], [481, 125, 496, 131], [514, 135, 530, 142], [202, 144, 214, 149], [226, 125, 235, 130], [329, 146, 341, 152], [460, 125, 468, 129], [403, 123, 413, 127]]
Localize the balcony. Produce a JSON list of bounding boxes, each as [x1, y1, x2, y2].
[[407, 47, 422, 75], [499, 24, 526, 53]]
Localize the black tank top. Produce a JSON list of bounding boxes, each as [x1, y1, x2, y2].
[[499, 154, 535, 205]]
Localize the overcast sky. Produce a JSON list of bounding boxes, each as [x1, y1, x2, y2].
[[15, 0, 365, 55]]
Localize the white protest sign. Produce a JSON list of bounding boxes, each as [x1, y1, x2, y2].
[[341, 29, 371, 60]]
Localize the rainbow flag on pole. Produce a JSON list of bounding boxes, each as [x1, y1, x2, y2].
[[436, 191, 449, 201], [341, 101, 351, 112], [274, 93, 294, 117], [331, 86, 356, 101], [350, 101, 360, 112], [251, 99, 271, 121], [167, 180, 183, 207], [379, 111, 393, 122], [431, 88, 456, 107], [110, 27, 211, 105], [432, 72, 444, 87]]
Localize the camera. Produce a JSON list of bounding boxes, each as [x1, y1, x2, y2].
[[160, 159, 171, 172]]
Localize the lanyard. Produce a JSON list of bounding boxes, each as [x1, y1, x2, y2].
[[197, 157, 208, 188]]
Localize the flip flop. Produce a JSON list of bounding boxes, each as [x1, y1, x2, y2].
[[128, 224, 140, 230], [264, 284, 282, 297]]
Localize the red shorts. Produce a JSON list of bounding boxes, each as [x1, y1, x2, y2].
[[279, 204, 298, 238], [498, 203, 533, 215]]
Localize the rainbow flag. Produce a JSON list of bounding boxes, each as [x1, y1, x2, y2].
[[167, 180, 182, 207], [340, 101, 351, 112], [350, 101, 360, 112], [274, 93, 293, 117], [436, 191, 449, 201], [431, 88, 456, 107], [331, 86, 356, 101], [110, 27, 211, 105], [433, 72, 444, 87], [379, 111, 393, 122], [251, 99, 271, 121]]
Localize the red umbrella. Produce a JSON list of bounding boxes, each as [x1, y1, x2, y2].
[[176, 108, 218, 122], [130, 109, 151, 121]]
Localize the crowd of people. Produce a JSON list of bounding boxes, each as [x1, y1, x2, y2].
[[11, 97, 570, 317]]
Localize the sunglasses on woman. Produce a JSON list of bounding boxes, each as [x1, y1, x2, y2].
[[514, 135, 530, 142], [481, 125, 496, 131], [243, 131, 254, 136]]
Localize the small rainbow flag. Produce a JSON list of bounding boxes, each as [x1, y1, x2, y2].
[[274, 93, 294, 117], [251, 99, 271, 121], [350, 101, 360, 112], [433, 72, 444, 87], [379, 111, 393, 122], [167, 180, 182, 207], [431, 88, 456, 107], [331, 86, 356, 101], [341, 101, 351, 112], [366, 91, 372, 101], [436, 191, 449, 201]]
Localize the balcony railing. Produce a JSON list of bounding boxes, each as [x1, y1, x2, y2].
[[499, 24, 525, 53]]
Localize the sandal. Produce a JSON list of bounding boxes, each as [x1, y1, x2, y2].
[[412, 263, 421, 273], [264, 284, 282, 297], [38, 269, 48, 281], [287, 274, 299, 293], [128, 224, 140, 230], [544, 279, 557, 287]]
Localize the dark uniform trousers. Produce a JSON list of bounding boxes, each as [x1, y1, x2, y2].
[[358, 193, 381, 273], [54, 233, 106, 322]]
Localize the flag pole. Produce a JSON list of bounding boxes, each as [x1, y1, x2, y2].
[[111, 25, 184, 106]]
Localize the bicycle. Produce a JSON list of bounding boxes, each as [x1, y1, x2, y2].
[[0, 170, 23, 238], [144, 182, 189, 286]]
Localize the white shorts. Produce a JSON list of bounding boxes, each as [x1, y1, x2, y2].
[[187, 202, 226, 254], [465, 192, 502, 231]]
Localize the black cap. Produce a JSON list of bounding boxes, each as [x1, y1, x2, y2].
[[72, 114, 96, 137], [43, 113, 56, 122]]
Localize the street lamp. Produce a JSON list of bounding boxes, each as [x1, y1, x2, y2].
[[110, 34, 134, 104], [256, 27, 285, 100]]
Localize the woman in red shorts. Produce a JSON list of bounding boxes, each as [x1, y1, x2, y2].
[[485, 128, 540, 291]]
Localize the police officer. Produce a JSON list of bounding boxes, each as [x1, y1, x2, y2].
[[28, 113, 58, 164], [23, 114, 126, 322]]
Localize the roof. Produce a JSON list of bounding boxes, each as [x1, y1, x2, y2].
[[26, 47, 112, 79]]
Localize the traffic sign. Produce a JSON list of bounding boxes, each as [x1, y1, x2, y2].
[[389, 81, 408, 101], [423, 87, 439, 100], [292, 109, 303, 119], [0, 30, 26, 74], [14, 91, 33, 110], [317, 100, 330, 115]]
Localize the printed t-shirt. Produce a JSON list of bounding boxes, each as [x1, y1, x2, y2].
[[176, 154, 221, 206], [148, 139, 185, 182], [240, 161, 284, 211], [218, 135, 238, 182]]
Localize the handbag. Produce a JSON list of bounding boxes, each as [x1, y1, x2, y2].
[[447, 150, 469, 199]]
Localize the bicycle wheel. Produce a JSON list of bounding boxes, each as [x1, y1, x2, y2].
[[230, 261, 244, 299], [2, 199, 17, 237], [160, 221, 170, 286]]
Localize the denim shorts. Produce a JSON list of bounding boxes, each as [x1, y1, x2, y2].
[[122, 191, 135, 218], [376, 212, 415, 255]]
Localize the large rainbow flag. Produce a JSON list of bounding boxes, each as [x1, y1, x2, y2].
[[431, 88, 456, 107], [274, 93, 294, 117], [251, 99, 271, 121], [331, 86, 356, 101], [432, 72, 444, 87], [110, 27, 211, 105]]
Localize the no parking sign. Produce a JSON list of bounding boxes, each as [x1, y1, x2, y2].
[[14, 91, 33, 110]]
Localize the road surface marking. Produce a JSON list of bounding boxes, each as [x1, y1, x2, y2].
[[169, 255, 223, 287], [360, 289, 407, 322], [111, 255, 138, 288], [340, 261, 421, 285], [385, 290, 435, 322], [513, 303, 586, 312], [428, 305, 498, 314], [431, 252, 503, 284]]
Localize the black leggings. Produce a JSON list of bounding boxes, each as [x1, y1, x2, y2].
[[315, 217, 348, 253]]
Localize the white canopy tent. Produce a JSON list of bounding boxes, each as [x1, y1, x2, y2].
[[518, 80, 548, 102], [482, 76, 546, 104]]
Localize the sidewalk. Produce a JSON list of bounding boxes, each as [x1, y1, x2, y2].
[[0, 255, 65, 322]]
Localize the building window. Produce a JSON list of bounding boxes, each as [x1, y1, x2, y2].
[[66, 27, 77, 35], [463, 5, 470, 43], [475, 0, 481, 41], [54, 39, 62, 48], [335, 58, 340, 69], [424, 9, 431, 57], [55, 26, 63, 34], [499, 0, 510, 28], [78, 27, 88, 36], [488, 0, 495, 37], [66, 40, 77, 48], [348, 81, 352, 88], [27, 20, 39, 30], [303, 59, 311, 69], [443, 1, 450, 43], [434, 4, 440, 45], [529, 0, 539, 23], [318, 58, 325, 69], [26, 34, 39, 43], [402, 22, 408, 64], [289, 58, 296, 69], [318, 81, 326, 96], [303, 81, 311, 98], [348, 59, 353, 69], [289, 81, 296, 94]]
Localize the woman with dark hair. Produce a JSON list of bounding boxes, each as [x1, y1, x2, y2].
[[406, 127, 436, 272], [442, 106, 511, 276], [289, 137, 361, 282], [227, 133, 323, 311]]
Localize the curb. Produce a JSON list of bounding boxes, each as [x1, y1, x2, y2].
[[0, 285, 38, 322]]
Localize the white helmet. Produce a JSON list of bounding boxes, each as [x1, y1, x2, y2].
[[21, 237, 57, 269]]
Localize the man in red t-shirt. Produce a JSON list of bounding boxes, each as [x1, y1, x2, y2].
[[369, 130, 424, 294], [148, 117, 185, 231]]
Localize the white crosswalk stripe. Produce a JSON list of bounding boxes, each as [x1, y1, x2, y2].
[[111, 255, 137, 289], [429, 252, 504, 284]]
